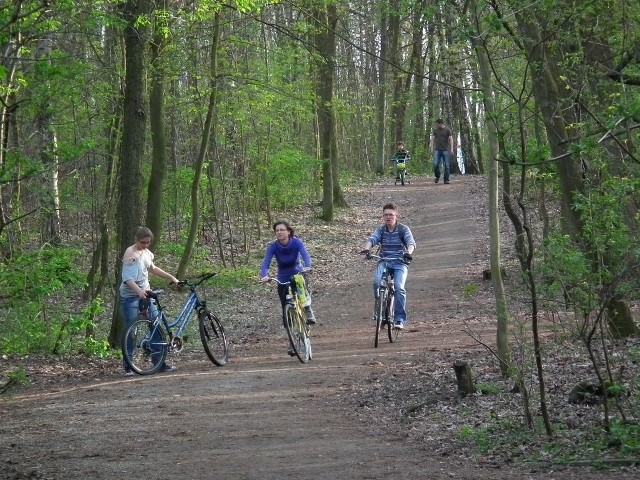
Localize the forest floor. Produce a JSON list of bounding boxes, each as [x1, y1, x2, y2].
[[1, 173, 639, 479]]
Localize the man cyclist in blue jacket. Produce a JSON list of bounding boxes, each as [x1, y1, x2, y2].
[[361, 203, 416, 329]]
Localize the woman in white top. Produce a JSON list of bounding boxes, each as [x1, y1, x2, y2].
[[120, 226, 179, 376]]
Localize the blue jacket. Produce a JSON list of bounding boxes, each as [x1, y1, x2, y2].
[[260, 237, 312, 282]]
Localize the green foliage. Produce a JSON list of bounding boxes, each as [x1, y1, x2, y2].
[[477, 383, 501, 395], [463, 283, 480, 298], [0, 369, 31, 395], [0, 247, 95, 356], [211, 267, 256, 289], [458, 426, 492, 454], [0, 246, 85, 304], [550, 421, 640, 461], [264, 148, 320, 209], [539, 169, 640, 312]]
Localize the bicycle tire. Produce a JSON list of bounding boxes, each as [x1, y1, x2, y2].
[[386, 294, 399, 343], [374, 289, 386, 348], [284, 304, 311, 363], [122, 317, 168, 375], [400, 170, 405, 186], [198, 309, 229, 366]]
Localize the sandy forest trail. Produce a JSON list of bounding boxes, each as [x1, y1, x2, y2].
[[0, 174, 617, 480]]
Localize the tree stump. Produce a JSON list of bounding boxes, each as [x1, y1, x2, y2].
[[453, 361, 477, 396]]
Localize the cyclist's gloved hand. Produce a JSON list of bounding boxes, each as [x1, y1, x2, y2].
[[402, 252, 413, 263], [260, 276, 270, 283], [360, 249, 371, 259]]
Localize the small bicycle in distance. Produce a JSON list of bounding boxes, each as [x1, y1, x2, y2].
[[264, 276, 313, 363], [362, 252, 410, 347], [122, 272, 229, 375], [394, 157, 410, 186]]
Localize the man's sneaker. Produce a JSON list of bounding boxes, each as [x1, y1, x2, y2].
[[434, 177, 440, 183], [160, 364, 176, 373], [444, 180, 450, 184], [287, 347, 296, 357], [124, 369, 134, 377], [393, 322, 404, 330]]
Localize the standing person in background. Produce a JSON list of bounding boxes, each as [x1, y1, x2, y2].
[[431, 119, 454, 184], [392, 141, 410, 180], [120, 226, 180, 376], [260, 221, 317, 355]]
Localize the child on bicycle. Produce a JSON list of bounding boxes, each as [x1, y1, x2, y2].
[[260, 221, 316, 354], [392, 141, 410, 180], [360, 203, 416, 329], [120, 226, 180, 376]]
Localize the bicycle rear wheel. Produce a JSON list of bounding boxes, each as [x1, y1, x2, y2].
[[386, 294, 399, 343], [122, 317, 168, 375], [199, 309, 229, 366], [284, 304, 311, 363], [374, 291, 385, 348]]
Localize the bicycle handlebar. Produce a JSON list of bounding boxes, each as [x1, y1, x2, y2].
[[360, 252, 411, 265], [177, 272, 217, 288], [263, 277, 291, 286]]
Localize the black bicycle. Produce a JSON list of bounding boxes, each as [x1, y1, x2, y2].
[[122, 272, 229, 374], [363, 253, 409, 347]]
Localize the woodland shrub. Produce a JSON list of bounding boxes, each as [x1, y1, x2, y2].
[[265, 149, 320, 209], [0, 246, 108, 356]]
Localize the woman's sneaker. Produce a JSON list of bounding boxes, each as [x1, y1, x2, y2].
[[304, 306, 316, 324]]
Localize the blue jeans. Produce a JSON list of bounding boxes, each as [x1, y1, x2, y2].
[[433, 150, 451, 182], [121, 296, 160, 371], [373, 261, 409, 324]]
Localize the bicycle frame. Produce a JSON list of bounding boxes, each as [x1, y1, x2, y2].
[[123, 272, 228, 374], [265, 276, 312, 363], [364, 253, 408, 347], [162, 291, 200, 339]]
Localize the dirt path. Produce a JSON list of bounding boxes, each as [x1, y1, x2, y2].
[[0, 175, 610, 480]]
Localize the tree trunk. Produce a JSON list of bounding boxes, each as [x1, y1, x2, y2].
[[375, 1, 388, 174], [453, 361, 477, 397], [177, 12, 221, 278], [606, 295, 639, 338], [409, 0, 425, 161], [84, 25, 119, 302], [471, 4, 510, 377], [109, 0, 152, 348], [310, 4, 341, 218], [146, 25, 169, 243], [34, 35, 62, 246]]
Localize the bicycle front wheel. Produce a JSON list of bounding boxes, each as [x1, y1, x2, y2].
[[386, 294, 399, 343], [284, 304, 311, 363], [199, 310, 229, 366], [122, 317, 168, 375], [374, 291, 385, 348]]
